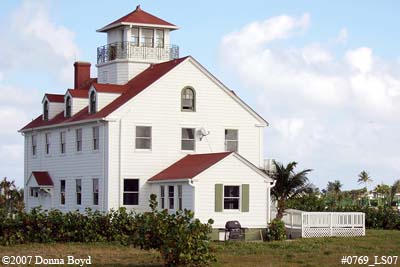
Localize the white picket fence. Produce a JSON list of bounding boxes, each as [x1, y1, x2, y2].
[[280, 209, 365, 238]]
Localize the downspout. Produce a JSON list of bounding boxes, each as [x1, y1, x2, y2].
[[102, 121, 106, 212], [188, 179, 195, 213], [118, 119, 122, 208], [266, 180, 276, 224]]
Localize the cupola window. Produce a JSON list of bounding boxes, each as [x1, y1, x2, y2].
[[65, 96, 72, 118], [90, 91, 97, 114], [43, 100, 49, 120], [181, 87, 195, 111]]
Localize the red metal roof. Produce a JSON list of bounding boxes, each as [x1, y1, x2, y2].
[[31, 171, 54, 186], [148, 152, 233, 181], [93, 83, 128, 94], [20, 57, 188, 131], [45, 94, 64, 103], [68, 89, 89, 98], [99, 5, 176, 32]]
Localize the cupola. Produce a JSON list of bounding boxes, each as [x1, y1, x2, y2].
[[96, 5, 179, 85]]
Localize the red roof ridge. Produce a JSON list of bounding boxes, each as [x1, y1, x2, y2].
[[148, 151, 233, 181]]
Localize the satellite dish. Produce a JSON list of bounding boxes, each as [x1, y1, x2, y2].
[[199, 127, 210, 141]]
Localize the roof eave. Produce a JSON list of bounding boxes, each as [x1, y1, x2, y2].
[[19, 118, 107, 133], [97, 22, 179, 32], [147, 178, 192, 184]]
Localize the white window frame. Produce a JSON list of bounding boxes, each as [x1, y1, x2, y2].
[[76, 128, 82, 152], [223, 185, 241, 211], [31, 135, 37, 156], [93, 178, 99, 206], [178, 185, 183, 210], [60, 180, 66, 205], [160, 185, 165, 209], [181, 128, 196, 151], [93, 126, 99, 150], [225, 129, 239, 152], [168, 185, 175, 210], [123, 179, 139, 206], [45, 133, 51, 155], [60, 131, 66, 154], [76, 179, 82, 206], [135, 126, 152, 150]]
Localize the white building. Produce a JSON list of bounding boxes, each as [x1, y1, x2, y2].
[[20, 6, 274, 240]]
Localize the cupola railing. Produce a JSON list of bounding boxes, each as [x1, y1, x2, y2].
[[97, 41, 179, 64]]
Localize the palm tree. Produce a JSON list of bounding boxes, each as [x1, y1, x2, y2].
[[327, 180, 343, 206], [270, 161, 312, 219], [357, 171, 373, 205]]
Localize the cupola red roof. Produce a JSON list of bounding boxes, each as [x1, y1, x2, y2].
[[97, 5, 178, 32]]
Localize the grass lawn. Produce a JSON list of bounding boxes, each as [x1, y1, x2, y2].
[[0, 230, 399, 267]]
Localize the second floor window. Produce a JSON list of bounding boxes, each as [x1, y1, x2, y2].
[[76, 179, 82, 205], [135, 126, 151, 149], [225, 129, 239, 152], [181, 128, 195, 151], [43, 101, 49, 120], [181, 87, 195, 111], [76, 129, 82, 152], [90, 91, 97, 114], [65, 96, 71, 118], [45, 133, 51, 155], [93, 127, 99, 150], [31, 135, 37, 156], [60, 131, 66, 154]]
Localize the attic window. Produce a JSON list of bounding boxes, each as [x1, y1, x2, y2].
[[65, 96, 71, 118], [90, 91, 97, 114], [181, 87, 195, 112], [43, 101, 49, 121]]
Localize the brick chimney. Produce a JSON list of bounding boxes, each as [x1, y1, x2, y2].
[[74, 62, 91, 89]]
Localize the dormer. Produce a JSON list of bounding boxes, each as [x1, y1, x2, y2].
[[96, 5, 179, 85], [64, 90, 88, 117], [89, 83, 127, 113], [42, 94, 64, 120]]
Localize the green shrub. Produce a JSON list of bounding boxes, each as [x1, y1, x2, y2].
[[266, 218, 286, 241]]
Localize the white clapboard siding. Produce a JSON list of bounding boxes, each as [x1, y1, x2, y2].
[[193, 154, 268, 228]]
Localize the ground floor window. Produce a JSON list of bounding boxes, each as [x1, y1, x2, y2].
[[30, 187, 39, 198], [178, 185, 183, 210], [60, 180, 66, 205], [76, 179, 82, 205], [224, 185, 240, 210], [123, 179, 139, 205], [160, 185, 165, 209], [93, 178, 99, 205], [168, 186, 174, 209]]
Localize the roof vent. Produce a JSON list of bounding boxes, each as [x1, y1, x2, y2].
[[136, 5, 141, 11]]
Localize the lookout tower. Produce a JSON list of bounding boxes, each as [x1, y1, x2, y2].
[[96, 5, 179, 85]]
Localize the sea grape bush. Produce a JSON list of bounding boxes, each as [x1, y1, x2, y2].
[[266, 218, 286, 241], [0, 194, 216, 266]]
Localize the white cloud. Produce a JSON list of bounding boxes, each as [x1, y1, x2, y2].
[[219, 14, 400, 189], [0, 1, 80, 84]]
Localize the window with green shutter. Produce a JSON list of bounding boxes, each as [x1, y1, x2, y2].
[[215, 184, 223, 212], [241, 184, 249, 212]]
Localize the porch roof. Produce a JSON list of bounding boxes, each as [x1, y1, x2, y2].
[[31, 171, 54, 186]]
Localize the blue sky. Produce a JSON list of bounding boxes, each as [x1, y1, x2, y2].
[[1, 0, 399, 190]]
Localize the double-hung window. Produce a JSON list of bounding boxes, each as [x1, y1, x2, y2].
[[76, 129, 82, 152], [168, 186, 174, 209], [160, 185, 165, 209], [45, 133, 51, 155], [30, 187, 39, 198], [31, 135, 37, 156], [224, 185, 240, 210], [76, 179, 82, 205], [181, 128, 195, 151], [178, 185, 183, 210], [135, 126, 151, 149], [60, 132, 66, 154], [60, 180, 66, 205], [93, 178, 99, 205], [93, 127, 99, 150], [123, 179, 139, 205], [225, 129, 239, 152]]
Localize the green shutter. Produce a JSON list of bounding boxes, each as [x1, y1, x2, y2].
[[215, 184, 223, 212], [241, 184, 250, 212]]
